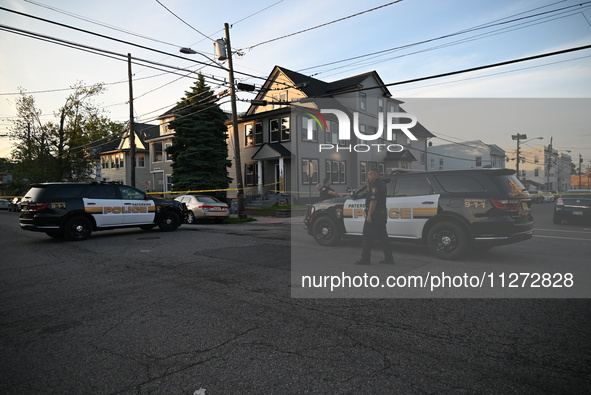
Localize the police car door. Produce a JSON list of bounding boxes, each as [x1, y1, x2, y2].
[[83, 184, 123, 226], [343, 185, 368, 235], [118, 185, 156, 224], [387, 175, 439, 238]]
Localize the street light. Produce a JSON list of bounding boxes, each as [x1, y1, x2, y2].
[[511, 134, 543, 180]]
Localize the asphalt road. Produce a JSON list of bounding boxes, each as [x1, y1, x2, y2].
[[1, 204, 590, 394]]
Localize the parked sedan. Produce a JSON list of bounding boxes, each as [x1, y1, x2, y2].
[[553, 190, 591, 224], [0, 198, 9, 210], [174, 195, 229, 224]]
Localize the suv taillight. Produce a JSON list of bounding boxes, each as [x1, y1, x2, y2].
[[490, 198, 520, 210], [28, 202, 49, 211]]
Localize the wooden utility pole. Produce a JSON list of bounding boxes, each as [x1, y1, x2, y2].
[[128, 53, 136, 187], [225, 23, 246, 218]]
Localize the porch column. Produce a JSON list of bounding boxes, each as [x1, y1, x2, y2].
[[257, 160, 263, 195], [279, 157, 285, 193]]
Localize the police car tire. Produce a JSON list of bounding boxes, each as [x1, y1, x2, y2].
[[63, 216, 93, 241], [427, 221, 469, 260], [157, 210, 180, 232], [312, 216, 341, 246]]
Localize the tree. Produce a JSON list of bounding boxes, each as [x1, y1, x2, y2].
[[166, 75, 231, 196], [9, 83, 122, 185]]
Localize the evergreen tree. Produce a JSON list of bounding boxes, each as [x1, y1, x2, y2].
[[166, 75, 231, 195]]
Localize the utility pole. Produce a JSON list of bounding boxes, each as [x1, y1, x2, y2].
[[546, 137, 553, 190], [128, 53, 136, 187], [512, 133, 527, 181], [224, 23, 246, 218], [579, 154, 583, 189]]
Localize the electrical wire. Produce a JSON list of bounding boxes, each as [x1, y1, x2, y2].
[[245, 0, 405, 50], [154, 0, 213, 42]]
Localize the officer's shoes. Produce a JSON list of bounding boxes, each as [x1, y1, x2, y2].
[[379, 258, 395, 265], [355, 259, 371, 265]]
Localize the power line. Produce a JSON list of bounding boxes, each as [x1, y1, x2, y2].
[[23, 0, 182, 49], [245, 0, 405, 50], [0, 6, 222, 70], [301, 1, 591, 77], [154, 0, 213, 42]]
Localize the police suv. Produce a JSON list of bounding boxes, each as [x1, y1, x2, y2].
[[304, 169, 534, 260], [19, 182, 187, 241]]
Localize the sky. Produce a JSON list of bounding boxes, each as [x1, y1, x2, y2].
[[1, 0, 590, 167]]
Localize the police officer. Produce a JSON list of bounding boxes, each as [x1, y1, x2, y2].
[[355, 168, 394, 265], [318, 178, 341, 201]]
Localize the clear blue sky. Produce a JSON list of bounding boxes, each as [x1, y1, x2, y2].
[[1, 0, 590, 164]]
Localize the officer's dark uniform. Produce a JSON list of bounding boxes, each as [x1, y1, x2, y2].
[[319, 185, 335, 201], [358, 177, 394, 264]]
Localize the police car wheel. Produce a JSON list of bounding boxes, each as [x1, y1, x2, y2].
[[312, 216, 341, 246], [63, 216, 93, 241], [427, 221, 468, 260], [186, 211, 195, 224], [157, 211, 180, 232]]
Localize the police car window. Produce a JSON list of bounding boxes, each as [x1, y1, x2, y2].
[[85, 185, 117, 199], [49, 185, 86, 199], [393, 176, 433, 196], [118, 185, 146, 200], [435, 175, 486, 193]]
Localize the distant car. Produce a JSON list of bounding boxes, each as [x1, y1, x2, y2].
[[174, 195, 229, 224], [529, 190, 544, 204], [553, 190, 591, 224], [0, 198, 9, 210], [543, 191, 557, 203]]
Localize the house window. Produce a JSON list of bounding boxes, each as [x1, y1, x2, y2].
[[119, 154, 125, 168], [430, 159, 435, 169], [164, 142, 172, 161], [302, 159, 319, 185], [360, 161, 367, 184], [360, 92, 367, 111], [280, 117, 290, 141], [245, 124, 254, 147], [254, 122, 263, 145], [475, 156, 482, 167], [439, 159, 444, 168], [534, 168, 539, 177], [245, 163, 256, 186], [269, 119, 279, 143], [153, 142, 163, 162], [534, 156, 539, 163], [420, 152, 425, 165], [302, 116, 318, 142], [166, 175, 173, 192], [136, 154, 145, 168], [325, 160, 346, 184], [378, 98, 384, 113]]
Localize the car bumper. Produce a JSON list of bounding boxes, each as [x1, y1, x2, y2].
[[554, 207, 591, 220]]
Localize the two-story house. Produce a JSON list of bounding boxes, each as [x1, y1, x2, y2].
[[98, 123, 159, 190], [427, 140, 505, 170], [226, 66, 435, 205]]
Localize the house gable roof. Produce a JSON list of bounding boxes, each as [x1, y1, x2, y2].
[[251, 143, 292, 160]]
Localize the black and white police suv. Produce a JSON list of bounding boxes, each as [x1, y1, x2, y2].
[[304, 168, 534, 260], [19, 182, 187, 241]]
